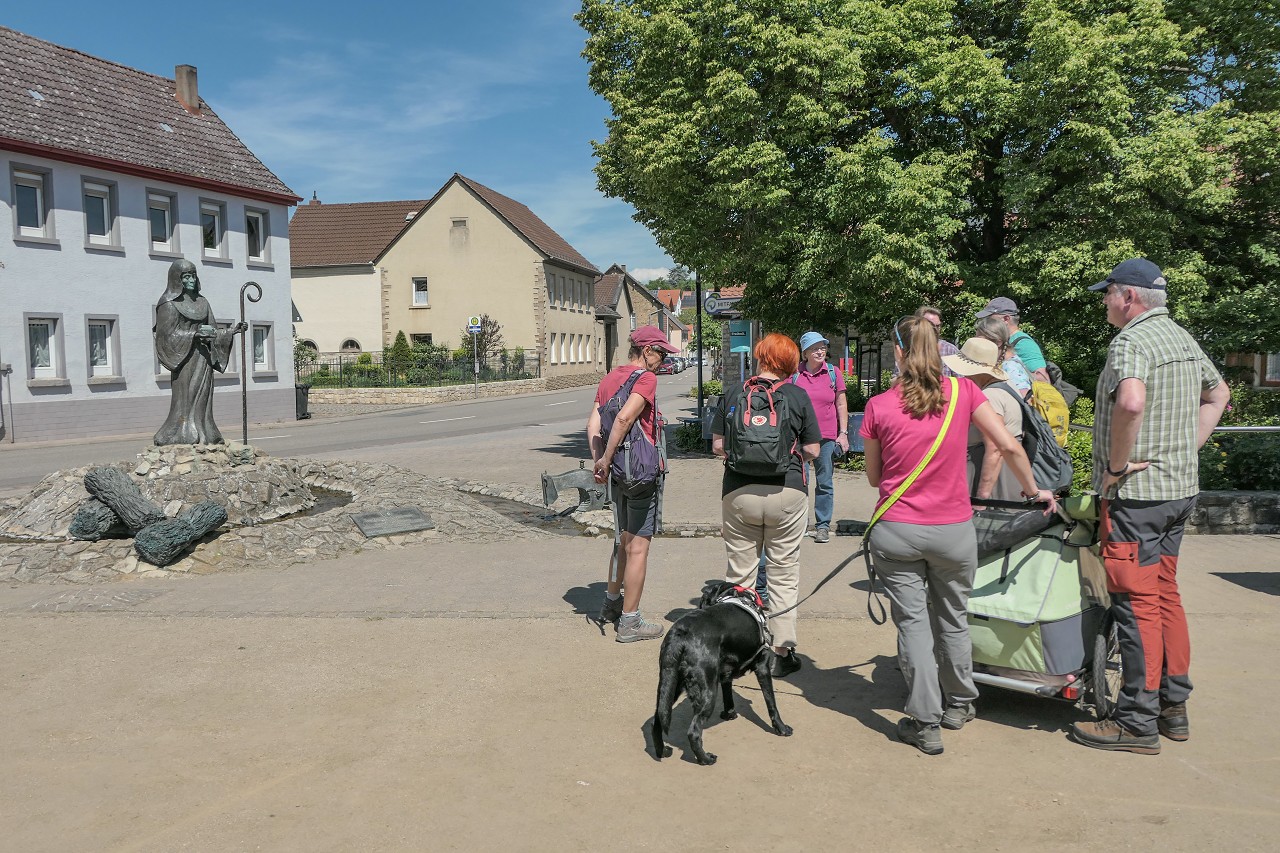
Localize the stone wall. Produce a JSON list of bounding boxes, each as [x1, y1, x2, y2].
[[545, 371, 604, 391], [309, 378, 544, 406], [1186, 491, 1280, 535]]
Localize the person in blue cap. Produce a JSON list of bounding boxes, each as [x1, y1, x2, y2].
[[788, 331, 849, 543]]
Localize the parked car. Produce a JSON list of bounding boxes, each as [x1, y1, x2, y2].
[[658, 356, 679, 375]]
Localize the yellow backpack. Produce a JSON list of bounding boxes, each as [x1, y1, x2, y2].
[[1029, 381, 1070, 447]]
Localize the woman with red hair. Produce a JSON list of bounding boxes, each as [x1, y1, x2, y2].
[[711, 333, 821, 676]]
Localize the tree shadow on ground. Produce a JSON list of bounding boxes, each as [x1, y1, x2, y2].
[[1212, 571, 1280, 595], [530, 431, 591, 459]]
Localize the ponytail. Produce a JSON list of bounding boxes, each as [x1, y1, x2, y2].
[[894, 316, 944, 418]]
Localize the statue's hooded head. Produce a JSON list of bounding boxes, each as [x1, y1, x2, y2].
[[159, 259, 200, 305]]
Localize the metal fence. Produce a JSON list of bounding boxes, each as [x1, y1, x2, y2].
[[295, 351, 542, 388]]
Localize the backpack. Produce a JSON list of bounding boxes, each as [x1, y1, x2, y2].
[[990, 381, 1073, 495], [598, 369, 666, 493], [1029, 380, 1071, 447], [1045, 361, 1082, 408], [790, 363, 838, 390], [725, 376, 797, 477]]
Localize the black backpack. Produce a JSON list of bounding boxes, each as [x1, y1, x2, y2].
[[725, 377, 796, 477], [990, 381, 1073, 495]]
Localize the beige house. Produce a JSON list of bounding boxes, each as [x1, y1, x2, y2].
[[593, 264, 686, 371], [291, 174, 604, 387]]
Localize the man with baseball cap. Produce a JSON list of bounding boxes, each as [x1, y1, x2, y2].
[[1070, 258, 1230, 754], [975, 296, 1051, 383]]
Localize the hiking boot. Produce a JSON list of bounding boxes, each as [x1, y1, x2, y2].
[[813, 527, 830, 543], [1070, 719, 1160, 755], [769, 649, 802, 678], [896, 717, 943, 755], [616, 614, 664, 643], [941, 703, 976, 731], [1158, 703, 1190, 741], [598, 595, 623, 626]]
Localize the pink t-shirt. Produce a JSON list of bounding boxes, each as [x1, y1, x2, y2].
[[594, 365, 660, 442], [789, 363, 847, 439], [859, 377, 986, 525]]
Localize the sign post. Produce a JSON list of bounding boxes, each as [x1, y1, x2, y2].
[[467, 315, 482, 398]]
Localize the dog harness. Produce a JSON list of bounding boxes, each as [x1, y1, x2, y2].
[[714, 585, 773, 656]]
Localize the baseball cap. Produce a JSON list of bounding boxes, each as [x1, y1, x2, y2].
[[798, 331, 830, 353], [975, 297, 1019, 319], [630, 325, 678, 354], [942, 338, 1009, 382], [1090, 257, 1167, 291]]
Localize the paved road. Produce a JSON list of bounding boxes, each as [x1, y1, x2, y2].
[[0, 373, 700, 493]]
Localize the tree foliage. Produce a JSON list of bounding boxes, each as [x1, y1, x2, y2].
[[458, 314, 506, 360], [579, 0, 1280, 386]]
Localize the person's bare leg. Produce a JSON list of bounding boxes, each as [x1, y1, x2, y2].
[[621, 532, 651, 612]]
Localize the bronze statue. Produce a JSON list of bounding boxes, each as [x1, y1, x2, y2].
[[153, 259, 247, 445]]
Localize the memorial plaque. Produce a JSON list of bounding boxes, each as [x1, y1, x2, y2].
[[350, 507, 434, 538]]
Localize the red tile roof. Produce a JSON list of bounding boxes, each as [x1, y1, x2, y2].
[[0, 26, 296, 202], [449, 175, 598, 274], [656, 289, 682, 311], [290, 200, 428, 267], [594, 272, 624, 311]]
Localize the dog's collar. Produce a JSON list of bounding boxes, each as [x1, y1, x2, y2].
[[731, 584, 765, 610], [716, 588, 772, 652]]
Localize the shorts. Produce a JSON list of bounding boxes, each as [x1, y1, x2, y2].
[[612, 479, 661, 537]]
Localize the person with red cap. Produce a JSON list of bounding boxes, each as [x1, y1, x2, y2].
[[587, 325, 679, 642]]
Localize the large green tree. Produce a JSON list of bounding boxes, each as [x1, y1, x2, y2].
[[579, 0, 1280, 384]]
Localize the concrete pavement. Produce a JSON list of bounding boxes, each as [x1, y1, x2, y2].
[[1, 411, 1278, 851]]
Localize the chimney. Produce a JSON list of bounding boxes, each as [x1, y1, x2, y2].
[[309, 191, 322, 206], [175, 65, 201, 115], [620, 264, 627, 272]]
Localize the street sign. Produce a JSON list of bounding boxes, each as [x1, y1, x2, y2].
[[467, 325, 482, 334], [467, 315, 482, 335], [703, 292, 721, 313]]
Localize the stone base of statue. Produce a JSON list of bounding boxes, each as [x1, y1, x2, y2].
[[0, 444, 315, 546]]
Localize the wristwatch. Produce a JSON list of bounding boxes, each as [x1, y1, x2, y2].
[[1107, 462, 1129, 476]]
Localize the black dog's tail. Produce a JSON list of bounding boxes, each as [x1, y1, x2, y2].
[[652, 636, 682, 761]]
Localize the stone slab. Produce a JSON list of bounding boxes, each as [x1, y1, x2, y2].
[[350, 507, 435, 538]]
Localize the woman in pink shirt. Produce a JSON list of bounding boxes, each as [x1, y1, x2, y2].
[[860, 316, 1056, 755]]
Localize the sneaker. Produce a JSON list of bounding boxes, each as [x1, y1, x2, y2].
[[616, 614, 664, 643], [941, 703, 976, 730], [1069, 719, 1160, 754], [1158, 703, 1190, 741], [813, 527, 830, 544], [896, 717, 943, 755], [598, 596, 623, 625], [769, 649, 801, 678]]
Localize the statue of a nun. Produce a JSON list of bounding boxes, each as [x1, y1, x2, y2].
[[153, 259, 247, 445]]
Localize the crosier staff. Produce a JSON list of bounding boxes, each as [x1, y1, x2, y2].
[[239, 281, 262, 446]]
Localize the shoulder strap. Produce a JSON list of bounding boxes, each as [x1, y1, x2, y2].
[[826, 363, 837, 389]]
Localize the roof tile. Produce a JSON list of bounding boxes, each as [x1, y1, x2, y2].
[[290, 200, 428, 267], [0, 26, 295, 200]]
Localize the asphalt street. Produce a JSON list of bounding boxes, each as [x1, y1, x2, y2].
[[0, 373, 701, 494]]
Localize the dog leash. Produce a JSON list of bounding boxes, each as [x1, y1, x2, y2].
[[767, 377, 960, 626]]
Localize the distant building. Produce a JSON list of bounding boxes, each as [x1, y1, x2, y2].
[[291, 174, 604, 387], [593, 265, 684, 370], [0, 26, 299, 443]]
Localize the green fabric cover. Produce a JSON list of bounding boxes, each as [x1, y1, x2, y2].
[[968, 522, 1092, 626], [969, 616, 1048, 673]]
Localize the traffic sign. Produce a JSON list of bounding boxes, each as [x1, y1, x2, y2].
[[467, 325, 482, 335], [703, 292, 721, 313], [467, 315, 482, 334]]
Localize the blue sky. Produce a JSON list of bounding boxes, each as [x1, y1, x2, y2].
[[6, 2, 674, 281]]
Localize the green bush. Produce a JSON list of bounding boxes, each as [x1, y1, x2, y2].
[[691, 379, 722, 397], [673, 421, 705, 452], [1066, 397, 1095, 494], [836, 451, 866, 472], [1220, 434, 1280, 490]]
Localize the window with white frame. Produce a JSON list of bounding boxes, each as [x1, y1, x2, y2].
[[86, 317, 118, 377], [13, 168, 53, 239], [630, 313, 637, 331], [561, 335, 569, 364], [82, 180, 117, 246], [26, 316, 61, 379], [148, 191, 177, 252], [548, 333, 557, 364], [201, 200, 226, 257], [1265, 353, 1280, 384], [412, 276, 429, 306], [341, 339, 361, 353], [245, 209, 269, 262], [251, 324, 273, 371]]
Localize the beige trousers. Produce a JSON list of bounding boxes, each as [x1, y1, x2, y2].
[[721, 484, 808, 649]]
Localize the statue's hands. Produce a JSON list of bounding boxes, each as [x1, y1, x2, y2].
[[235, 321, 249, 333], [196, 324, 216, 340]]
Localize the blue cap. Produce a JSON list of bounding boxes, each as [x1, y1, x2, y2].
[[798, 331, 829, 353], [1090, 257, 1167, 291]]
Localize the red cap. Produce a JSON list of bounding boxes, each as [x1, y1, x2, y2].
[[630, 325, 678, 354]]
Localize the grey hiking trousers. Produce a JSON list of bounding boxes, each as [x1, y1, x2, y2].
[[869, 519, 979, 725]]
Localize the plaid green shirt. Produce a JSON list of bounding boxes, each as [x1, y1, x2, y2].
[[1093, 308, 1222, 500]]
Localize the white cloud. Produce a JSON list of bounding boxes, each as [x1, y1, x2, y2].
[[629, 268, 670, 283]]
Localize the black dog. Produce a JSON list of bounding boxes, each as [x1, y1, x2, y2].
[[652, 581, 793, 765]]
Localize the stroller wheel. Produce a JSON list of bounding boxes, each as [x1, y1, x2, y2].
[[1089, 622, 1122, 717]]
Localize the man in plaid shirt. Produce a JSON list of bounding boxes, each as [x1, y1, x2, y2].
[[1071, 258, 1230, 755]]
